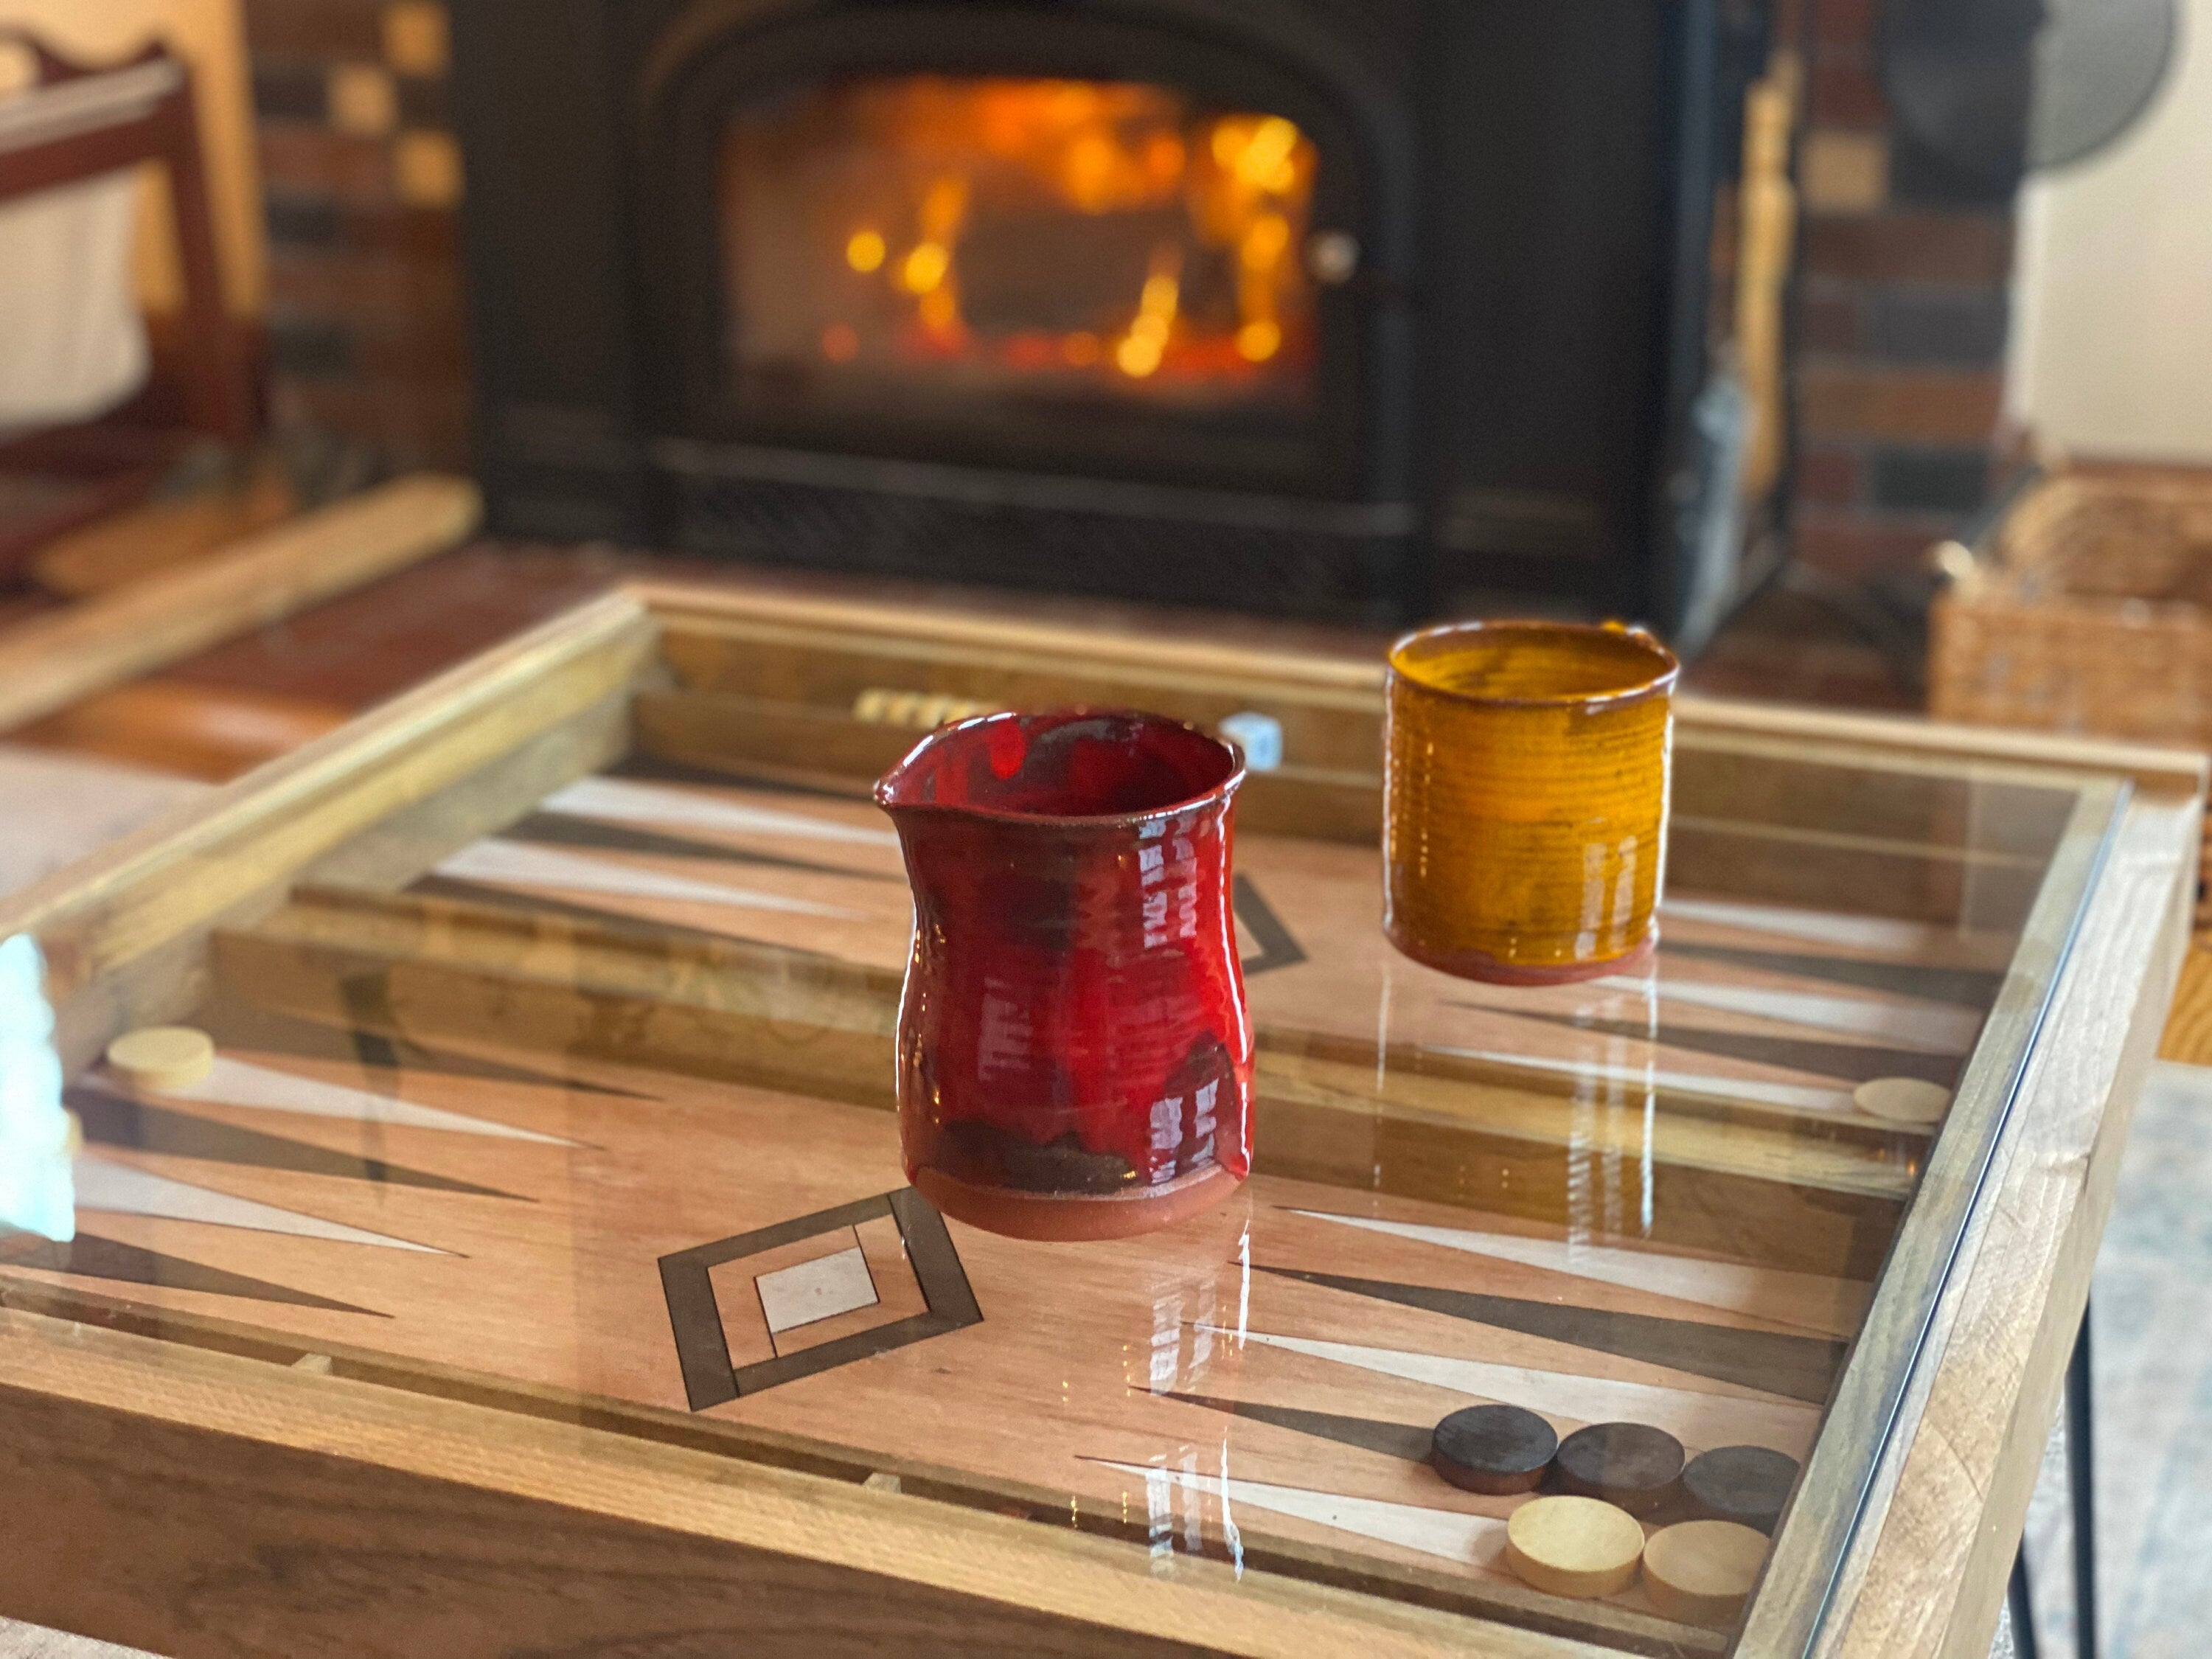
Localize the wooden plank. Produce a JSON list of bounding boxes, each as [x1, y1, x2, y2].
[[634, 686, 931, 791], [319, 791, 1982, 1145], [634, 582, 2211, 798], [1854, 791, 2195, 1659], [218, 887, 1910, 1273], [295, 698, 633, 894], [632, 692, 2168, 872], [1672, 748, 2078, 857], [29, 459, 297, 597], [0, 474, 481, 733], [1674, 695, 2211, 798], [250, 879, 1924, 1206], [652, 625, 1386, 775], [354, 760, 2004, 1136], [216, 904, 898, 1111], [637, 690, 2076, 877], [1258, 1054, 1903, 1280], [0, 1310, 1613, 1659], [632, 688, 1383, 844], [634, 582, 1390, 695]]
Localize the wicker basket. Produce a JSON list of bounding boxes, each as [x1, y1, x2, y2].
[[1929, 465, 2212, 920]]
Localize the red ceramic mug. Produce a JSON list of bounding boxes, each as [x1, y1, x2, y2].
[[874, 709, 1253, 1241]]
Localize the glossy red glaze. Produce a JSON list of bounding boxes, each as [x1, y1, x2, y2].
[[874, 709, 1253, 1240]]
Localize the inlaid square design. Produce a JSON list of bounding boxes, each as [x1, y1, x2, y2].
[[658, 1188, 979, 1409]]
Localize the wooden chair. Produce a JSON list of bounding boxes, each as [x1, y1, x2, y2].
[[0, 30, 257, 576]]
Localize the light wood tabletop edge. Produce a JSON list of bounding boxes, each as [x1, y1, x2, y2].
[[0, 588, 655, 1068], [1793, 787, 2199, 1659], [0, 1304, 1624, 1659]]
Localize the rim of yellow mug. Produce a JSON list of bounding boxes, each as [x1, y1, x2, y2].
[[1387, 619, 1681, 709]]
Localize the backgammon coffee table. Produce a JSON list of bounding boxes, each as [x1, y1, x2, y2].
[[0, 585, 2199, 1659]]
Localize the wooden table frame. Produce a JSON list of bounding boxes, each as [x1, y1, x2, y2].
[[0, 585, 2199, 1659]]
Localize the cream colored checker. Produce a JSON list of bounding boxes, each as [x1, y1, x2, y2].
[[1641, 1519, 1770, 1626], [756, 1245, 878, 1335], [1853, 1076, 1952, 1125], [105, 1026, 215, 1092], [1502, 1495, 1646, 1599]]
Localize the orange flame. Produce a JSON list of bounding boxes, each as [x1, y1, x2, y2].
[[737, 77, 1318, 392]]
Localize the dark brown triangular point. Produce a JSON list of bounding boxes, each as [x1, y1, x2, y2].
[[1662, 941, 2001, 1009], [1253, 1265, 1846, 1405], [1233, 875, 1307, 977], [404, 874, 852, 967], [218, 996, 653, 1102], [1470, 1006, 1960, 1087], [66, 1088, 526, 1201], [502, 810, 902, 885], [610, 752, 869, 803], [0, 1230, 385, 1315], [1163, 1390, 1433, 1462]]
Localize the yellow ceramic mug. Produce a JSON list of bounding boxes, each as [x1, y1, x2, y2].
[[1382, 619, 1679, 984]]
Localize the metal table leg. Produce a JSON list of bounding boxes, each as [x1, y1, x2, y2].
[[2009, 1298, 2096, 1659], [2010, 1550, 2041, 1659], [2067, 1303, 2096, 1659]]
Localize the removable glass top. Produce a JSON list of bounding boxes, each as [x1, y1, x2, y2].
[[0, 679, 2124, 1656]]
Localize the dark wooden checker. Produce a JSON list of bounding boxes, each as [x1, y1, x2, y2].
[[1432, 1405, 1559, 1495], [0, 583, 2194, 1659], [1683, 1444, 1802, 1534], [1556, 1422, 1687, 1515]]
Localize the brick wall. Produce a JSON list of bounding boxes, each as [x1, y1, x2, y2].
[[1788, 0, 2019, 582], [245, 0, 469, 470]]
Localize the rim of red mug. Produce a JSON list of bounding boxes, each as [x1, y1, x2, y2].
[[1387, 618, 1682, 711], [872, 706, 1248, 829]]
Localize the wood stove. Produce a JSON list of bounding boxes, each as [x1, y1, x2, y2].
[[453, 0, 1777, 630]]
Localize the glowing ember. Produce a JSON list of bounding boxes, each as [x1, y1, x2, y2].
[[720, 75, 1320, 407], [844, 229, 886, 273]]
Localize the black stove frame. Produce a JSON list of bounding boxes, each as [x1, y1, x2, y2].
[[453, 0, 1772, 628]]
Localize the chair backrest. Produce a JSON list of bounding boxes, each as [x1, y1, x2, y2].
[[0, 31, 254, 444]]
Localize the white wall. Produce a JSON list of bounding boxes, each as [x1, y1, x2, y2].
[[2008, 0, 2212, 462]]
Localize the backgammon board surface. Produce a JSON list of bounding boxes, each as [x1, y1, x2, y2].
[[1, 734, 2110, 1652]]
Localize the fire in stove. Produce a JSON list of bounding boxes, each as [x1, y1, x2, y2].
[[720, 76, 1322, 411]]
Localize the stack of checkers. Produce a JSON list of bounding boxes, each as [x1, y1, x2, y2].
[[1428, 1407, 1801, 1627]]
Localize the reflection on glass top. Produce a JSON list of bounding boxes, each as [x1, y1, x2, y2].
[[0, 740, 2110, 1652]]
